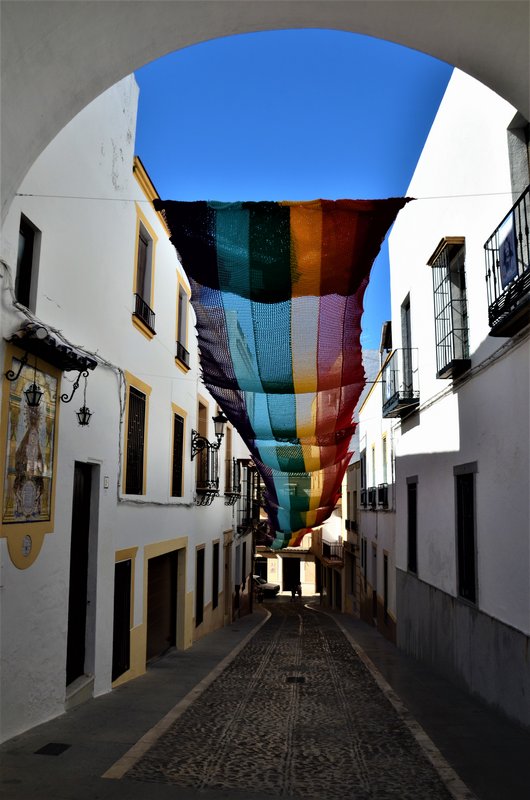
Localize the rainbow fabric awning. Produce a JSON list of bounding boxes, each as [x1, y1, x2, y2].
[[155, 199, 407, 549]]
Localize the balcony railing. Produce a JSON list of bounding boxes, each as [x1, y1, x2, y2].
[[322, 541, 344, 562], [175, 340, 190, 369], [382, 348, 420, 418], [360, 488, 368, 508], [133, 293, 156, 334], [485, 185, 530, 337], [367, 486, 377, 509]]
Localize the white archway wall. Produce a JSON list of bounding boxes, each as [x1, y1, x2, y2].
[[1, 0, 529, 219]]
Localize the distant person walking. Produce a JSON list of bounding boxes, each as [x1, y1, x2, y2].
[[290, 585, 296, 602], [296, 582, 302, 598]]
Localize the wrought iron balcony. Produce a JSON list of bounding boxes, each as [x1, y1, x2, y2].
[[175, 340, 190, 369], [368, 486, 377, 509], [382, 348, 420, 418], [360, 488, 368, 508], [133, 293, 156, 334], [322, 540, 344, 563], [485, 185, 530, 337]]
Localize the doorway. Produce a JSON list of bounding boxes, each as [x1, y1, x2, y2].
[[112, 559, 131, 681], [66, 462, 93, 686], [282, 557, 301, 592], [146, 551, 177, 661]]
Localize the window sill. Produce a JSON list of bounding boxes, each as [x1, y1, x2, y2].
[[175, 356, 190, 373], [132, 314, 156, 340]]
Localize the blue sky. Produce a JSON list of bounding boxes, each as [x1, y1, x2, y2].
[[134, 30, 452, 348]]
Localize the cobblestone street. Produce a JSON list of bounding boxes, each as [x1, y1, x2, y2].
[[125, 602, 456, 799]]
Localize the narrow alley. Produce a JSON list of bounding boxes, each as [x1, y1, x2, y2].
[[1, 599, 529, 800]]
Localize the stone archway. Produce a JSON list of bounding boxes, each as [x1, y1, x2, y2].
[[1, 0, 528, 220]]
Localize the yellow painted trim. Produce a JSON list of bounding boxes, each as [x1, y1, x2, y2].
[[427, 236, 466, 267], [170, 403, 187, 497], [132, 156, 171, 237], [0, 345, 62, 569], [111, 623, 145, 688], [131, 314, 155, 341], [175, 273, 191, 372], [115, 546, 138, 629], [196, 394, 209, 434], [132, 202, 158, 336], [122, 371, 152, 496], [143, 537, 189, 652]]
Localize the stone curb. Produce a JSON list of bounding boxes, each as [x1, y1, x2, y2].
[[306, 603, 477, 800]]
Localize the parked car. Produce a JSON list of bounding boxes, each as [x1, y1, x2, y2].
[[253, 575, 281, 597]]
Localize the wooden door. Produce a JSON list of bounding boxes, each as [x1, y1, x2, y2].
[[66, 462, 92, 686], [146, 552, 177, 661]]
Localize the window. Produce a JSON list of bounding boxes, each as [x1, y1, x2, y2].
[[455, 463, 477, 603], [242, 541, 247, 585], [360, 449, 367, 507], [382, 436, 388, 484], [15, 214, 40, 311], [401, 295, 413, 394], [407, 477, 418, 573], [428, 238, 470, 378], [132, 208, 156, 336], [171, 411, 185, 497], [175, 281, 190, 369], [124, 373, 151, 495], [195, 547, 205, 626], [225, 427, 233, 491], [195, 399, 219, 494], [212, 542, 219, 610]]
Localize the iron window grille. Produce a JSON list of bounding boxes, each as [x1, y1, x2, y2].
[[382, 348, 420, 418], [428, 238, 470, 379], [133, 293, 156, 334], [368, 486, 377, 509], [175, 340, 190, 368], [237, 461, 262, 533], [171, 413, 184, 497], [484, 184, 530, 337], [360, 488, 368, 508], [195, 445, 220, 505], [125, 387, 146, 495], [224, 457, 241, 505]]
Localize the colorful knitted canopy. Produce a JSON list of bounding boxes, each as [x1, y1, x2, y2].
[[155, 199, 407, 549]]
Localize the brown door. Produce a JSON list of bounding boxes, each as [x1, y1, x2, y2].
[[66, 463, 92, 686], [146, 552, 177, 661], [112, 559, 131, 681]]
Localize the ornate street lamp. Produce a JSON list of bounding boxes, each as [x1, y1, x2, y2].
[[191, 411, 228, 459]]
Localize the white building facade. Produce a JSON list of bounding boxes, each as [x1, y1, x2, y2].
[[0, 76, 253, 743], [386, 70, 529, 726], [357, 334, 398, 642]]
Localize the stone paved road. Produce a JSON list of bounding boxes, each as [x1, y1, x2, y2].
[[125, 602, 455, 799]]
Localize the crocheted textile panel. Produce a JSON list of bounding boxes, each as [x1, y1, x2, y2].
[[155, 199, 407, 549]]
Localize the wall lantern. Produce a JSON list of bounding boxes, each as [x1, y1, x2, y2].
[[191, 411, 228, 459], [5, 354, 43, 408], [75, 375, 92, 426], [24, 380, 43, 408]]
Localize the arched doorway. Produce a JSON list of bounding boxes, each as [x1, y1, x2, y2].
[[1, 1, 528, 218]]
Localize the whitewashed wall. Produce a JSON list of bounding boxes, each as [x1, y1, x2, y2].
[[358, 368, 398, 626], [388, 70, 529, 724], [0, 76, 250, 741]]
